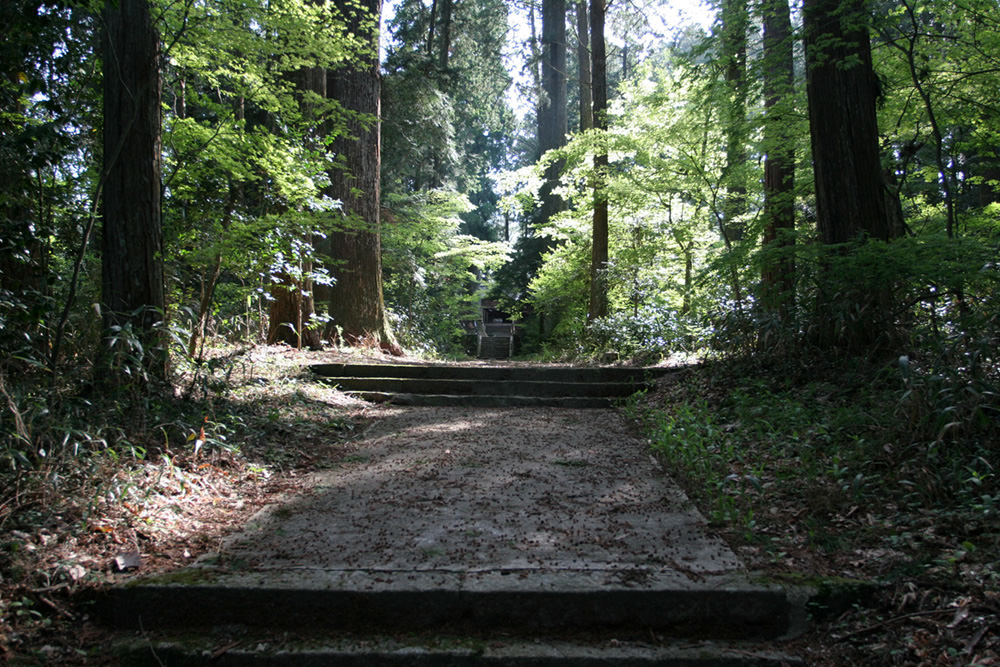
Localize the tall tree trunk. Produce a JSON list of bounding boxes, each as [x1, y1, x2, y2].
[[760, 0, 795, 315], [538, 0, 568, 223], [528, 0, 543, 159], [539, 0, 567, 156], [575, 1, 593, 131], [803, 0, 890, 244], [587, 0, 608, 321], [803, 0, 896, 351], [721, 0, 748, 245], [319, 0, 400, 354], [426, 0, 438, 57], [100, 0, 166, 382]]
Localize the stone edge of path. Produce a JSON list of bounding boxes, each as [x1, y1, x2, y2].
[[102, 566, 798, 641]]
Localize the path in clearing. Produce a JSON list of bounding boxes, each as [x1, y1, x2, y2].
[[224, 406, 740, 577], [109, 367, 804, 664]]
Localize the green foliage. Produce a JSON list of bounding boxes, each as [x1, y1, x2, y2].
[[160, 0, 366, 353], [586, 307, 705, 362], [382, 189, 509, 354], [0, 2, 101, 371], [874, 0, 1000, 225], [634, 357, 999, 531], [710, 233, 1000, 358], [382, 0, 514, 236], [499, 57, 733, 357]]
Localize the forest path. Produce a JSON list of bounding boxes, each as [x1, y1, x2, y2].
[[107, 402, 805, 663], [215, 405, 742, 578]]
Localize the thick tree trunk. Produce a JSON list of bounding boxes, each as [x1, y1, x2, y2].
[[587, 0, 608, 321], [803, 0, 898, 351], [575, 1, 593, 132], [100, 0, 166, 381], [803, 0, 890, 244], [538, 0, 568, 224], [760, 0, 795, 315], [319, 0, 400, 354], [539, 0, 567, 156], [267, 265, 322, 349], [529, 1, 542, 111]]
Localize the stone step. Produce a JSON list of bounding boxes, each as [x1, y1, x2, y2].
[[321, 377, 641, 398], [479, 336, 513, 360], [103, 568, 794, 640], [311, 363, 675, 384], [344, 392, 618, 408], [310, 364, 674, 408], [117, 635, 804, 666]]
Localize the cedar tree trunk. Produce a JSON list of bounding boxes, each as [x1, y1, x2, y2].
[[100, 0, 166, 381], [587, 0, 608, 321], [803, 0, 890, 244], [538, 0, 568, 224], [803, 0, 898, 351], [575, 1, 593, 131], [760, 0, 795, 315], [319, 0, 400, 354]]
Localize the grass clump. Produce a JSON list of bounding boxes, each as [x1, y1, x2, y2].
[[630, 356, 999, 664]]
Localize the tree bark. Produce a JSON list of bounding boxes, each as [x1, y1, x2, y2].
[[539, 0, 567, 156], [587, 0, 608, 321], [803, 0, 898, 351], [100, 0, 166, 382], [538, 0, 568, 224], [529, 0, 542, 121], [803, 0, 890, 244], [575, 1, 593, 131], [319, 0, 400, 354], [267, 264, 322, 349], [760, 0, 795, 315]]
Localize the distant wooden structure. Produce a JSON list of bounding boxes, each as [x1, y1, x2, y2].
[[469, 299, 518, 359]]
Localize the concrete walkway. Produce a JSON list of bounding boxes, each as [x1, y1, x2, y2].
[[226, 406, 741, 574], [109, 405, 802, 664]]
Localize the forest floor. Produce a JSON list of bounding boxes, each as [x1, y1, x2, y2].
[[1, 345, 997, 664], [630, 359, 999, 665]]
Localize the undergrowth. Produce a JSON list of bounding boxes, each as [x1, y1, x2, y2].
[[0, 343, 366, 663], [628, 356, 1000, 664]]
